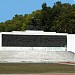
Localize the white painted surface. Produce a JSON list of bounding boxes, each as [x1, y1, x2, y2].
[[67, 34, 75, 53], [0, 33, 2, 50], [1, 47, 66, 51], [2, 30, 67, 35], [0, 50, 75, 63], [0, 33, 1, 47]]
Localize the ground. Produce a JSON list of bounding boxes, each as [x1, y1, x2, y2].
[[0, 73, 74, 75], [0, 63, 75, 74]]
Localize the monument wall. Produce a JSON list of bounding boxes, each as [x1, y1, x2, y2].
[[0, 31, 75, 63], [1, 31, 67, 51], [0, 30, 75, 52]]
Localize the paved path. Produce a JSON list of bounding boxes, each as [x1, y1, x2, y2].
[[0, 73, 75, 75]]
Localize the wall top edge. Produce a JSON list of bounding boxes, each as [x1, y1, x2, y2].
[[0, 30, 68, 35]]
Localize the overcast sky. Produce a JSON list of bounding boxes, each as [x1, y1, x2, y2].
[[0, 0, 74, 22]]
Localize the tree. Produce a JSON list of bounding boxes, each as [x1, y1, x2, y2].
[[0, 23, 5, 32], [0, 1, 75, 33]]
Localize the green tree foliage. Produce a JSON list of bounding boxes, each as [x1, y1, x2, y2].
[[0, 1, 75, 33], [26, 10, 41, 30], [0, 22, 5, 32], [40, 3, 51, 31], [51, 2, 75, 33]]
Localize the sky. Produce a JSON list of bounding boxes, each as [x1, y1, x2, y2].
[[0, 0, 74, 22]]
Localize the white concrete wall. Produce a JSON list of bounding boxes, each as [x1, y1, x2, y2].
[[1, 30, 67, 51], [1, 47, 66, 51], [0, 31, 75, 63], [0, 50, 74, 63], [0, 33, 2, 50], [67, 34, 75, 53], [2, 30, 67, 35], [1, 31, 75, 53]]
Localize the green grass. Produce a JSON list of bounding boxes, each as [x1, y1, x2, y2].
[[0, 63, 75, 74]]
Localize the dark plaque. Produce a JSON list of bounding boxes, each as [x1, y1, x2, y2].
[[2, 34, 67, 47]]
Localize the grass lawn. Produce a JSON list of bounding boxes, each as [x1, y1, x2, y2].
[[0, 63, 75, 74]]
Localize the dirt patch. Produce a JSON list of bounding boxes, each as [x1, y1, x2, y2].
[[58, 62, 75, 65]]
